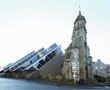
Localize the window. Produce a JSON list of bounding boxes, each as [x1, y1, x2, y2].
[[51, 51, 56, 57], [39, 59, 45, 66], [30, 60, 32, 64], [48, 53, 53, 59], [45, 56, 50, 62], [37, 55, 40, 59], [84, 41, 87, 48], [37, 64, 42, 69]]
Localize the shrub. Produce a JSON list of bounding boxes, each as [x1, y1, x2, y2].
[[94, 75, 106, 82]]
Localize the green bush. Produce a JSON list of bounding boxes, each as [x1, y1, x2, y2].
[[94, 75, 106, 82]]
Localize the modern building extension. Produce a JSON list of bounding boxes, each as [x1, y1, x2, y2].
[[3, 43, 64, 77]]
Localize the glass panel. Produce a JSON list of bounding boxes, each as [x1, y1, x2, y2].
[[51, 51, 56, 57], [37, 64, 42, 69], [45, 56, 50, 62], [39, 60, 45, 66], [48, 53, 53, 59]]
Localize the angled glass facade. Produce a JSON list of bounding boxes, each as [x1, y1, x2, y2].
[[4, 51, 37, 72], [23, 43, 62, 70], [3, 43, 63, 73]]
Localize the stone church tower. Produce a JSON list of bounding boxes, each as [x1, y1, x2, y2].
[[62, 11, 93, 82]]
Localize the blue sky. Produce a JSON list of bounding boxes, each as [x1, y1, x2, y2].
[[0, 0, 110, 68]]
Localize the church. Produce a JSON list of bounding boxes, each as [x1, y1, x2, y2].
[[62, 11, 93, 83]]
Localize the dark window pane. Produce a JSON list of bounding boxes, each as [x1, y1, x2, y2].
[[30, 60, 32, 64], [37, 55, 40, 59], [37, 64, 42, 69], [51, 51, 56, 57], [45, 56, 50, 62], [20, 67, 25, 70], [39, 60, 45, 65], [48, 53, 53, 59]]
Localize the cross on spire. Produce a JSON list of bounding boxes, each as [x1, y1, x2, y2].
[[79, 5, 81, 15]]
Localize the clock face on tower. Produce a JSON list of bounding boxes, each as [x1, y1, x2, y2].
[[72, 48, 79, 61]]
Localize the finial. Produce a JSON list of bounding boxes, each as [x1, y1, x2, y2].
[[79, 5, 81, 15]]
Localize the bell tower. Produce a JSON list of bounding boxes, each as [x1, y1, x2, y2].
[[71, 11, 87, 81], [62, 11, 93, 83]]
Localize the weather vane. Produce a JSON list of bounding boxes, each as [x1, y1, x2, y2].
[[79, 5, 81, 12]]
